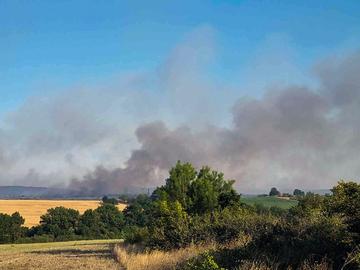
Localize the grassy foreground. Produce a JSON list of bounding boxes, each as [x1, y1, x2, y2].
[[0, 239, 121, 270]]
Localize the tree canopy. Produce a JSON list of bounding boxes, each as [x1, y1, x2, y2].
[[269, 187, 280, 196], [154, 161, 241, 214]]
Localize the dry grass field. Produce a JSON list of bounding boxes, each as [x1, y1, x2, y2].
[[114, 243, 330, 270], [0, 200, 127, 227], [0, 239, 121, 270], [114, 243, 211, 270]]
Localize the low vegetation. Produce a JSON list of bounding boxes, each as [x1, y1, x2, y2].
[[118, 162, 360, 269], [1, 161, 359, 269]]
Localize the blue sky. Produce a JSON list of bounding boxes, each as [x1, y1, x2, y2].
[[1, 1, 360, 114]]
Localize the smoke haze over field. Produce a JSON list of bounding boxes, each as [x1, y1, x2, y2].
[[1, 27, 360, 194]]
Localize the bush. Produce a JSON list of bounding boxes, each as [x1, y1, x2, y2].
[[180, 251, 225, 270], [249, 214, 353, 269], [123, 194, 152, 227], [145, 200, 191, 250], [326, 181, 360, 237], [122, 226, 149, 244]]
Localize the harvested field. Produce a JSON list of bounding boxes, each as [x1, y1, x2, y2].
[[0, 200, 127, 227], [0, 239, 121, 270]]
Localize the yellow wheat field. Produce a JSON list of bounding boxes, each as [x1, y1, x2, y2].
[[0, 200, 126, 227]]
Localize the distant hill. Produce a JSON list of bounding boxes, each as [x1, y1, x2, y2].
[[0, 186, 50, 198], [0, 186, 86, 199], [0, 185, 153, 199], [306, 189, 331, 195]]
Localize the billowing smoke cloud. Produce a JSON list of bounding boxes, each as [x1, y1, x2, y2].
[[0, 26, 222, 188], [1, 26, 360, 194], [68, 50, 360, 194]]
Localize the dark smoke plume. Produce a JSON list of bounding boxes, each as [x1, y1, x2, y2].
[[68, 50, 360, 195]]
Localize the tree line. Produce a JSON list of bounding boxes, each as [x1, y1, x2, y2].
[[0, 202, 125, 243]]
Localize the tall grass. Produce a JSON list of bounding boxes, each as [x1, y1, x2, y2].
[[113, 243, 213, 270], [114, 243, 333, 270], [237, 259, 330, 270]]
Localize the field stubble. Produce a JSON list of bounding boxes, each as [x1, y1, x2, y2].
[[0, 239, 122, 270]]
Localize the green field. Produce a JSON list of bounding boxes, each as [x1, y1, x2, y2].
[[241, 196, 298, 209]]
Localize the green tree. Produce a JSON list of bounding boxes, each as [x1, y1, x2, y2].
[[289, 192, 324, 217], [101, 195, 118, 205], [160, 161, 197, 209], [0, 212, 25, 243], [189, 168, 219, 213], [293, 189, 305, 197], [327, 181, 360, 236], [78, 209, 103, 238], [37, 207, 80, 239], [123, 194, 152, 227], [79, 204, 125, 238], [95, 203, 125, 237], [269, 187, 280, 196], [183, 251, 224, 270], [153, 162, 240, 215], [188, 166, 240, 213], [147, 200, 191, 249]]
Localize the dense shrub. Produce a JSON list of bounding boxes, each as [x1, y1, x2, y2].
[[145, 200, 191, 250], [121, 225, 149, 244], [249, 214, 352, 268], [122, 163, 360, 269], [123, 194, 152, 227], [180, 251, 224, 270], [326, 181, 360, 237], [15, 234, 54, 244]]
